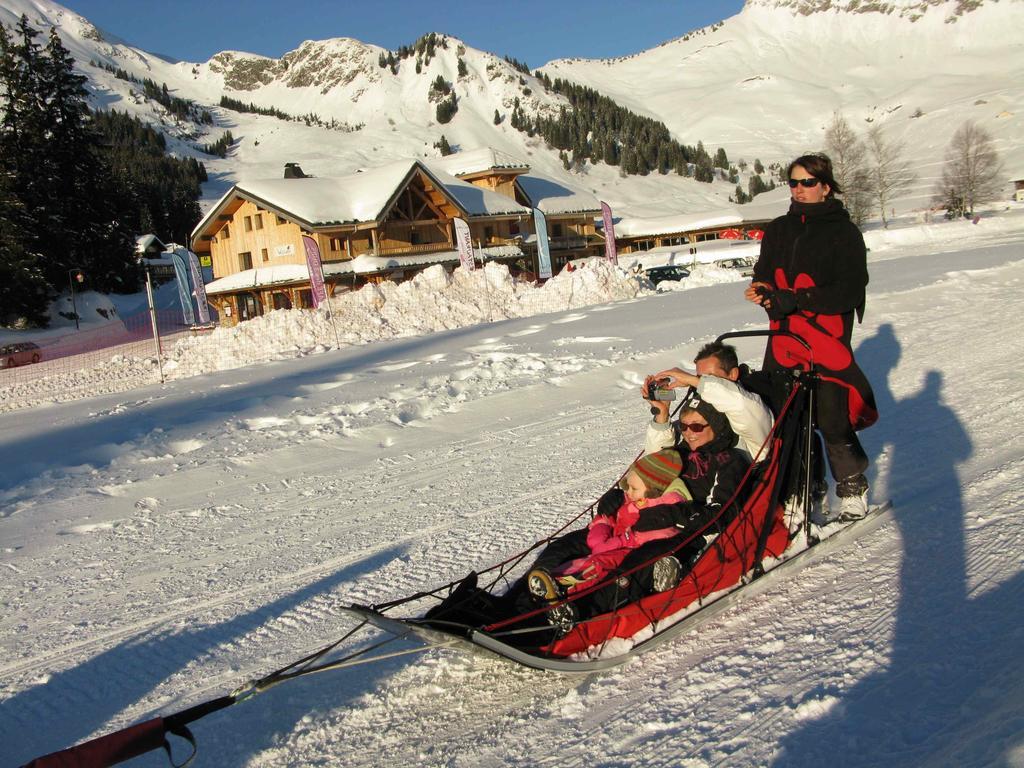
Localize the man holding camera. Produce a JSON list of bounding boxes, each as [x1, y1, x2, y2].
[[643, 341, 773, 464]]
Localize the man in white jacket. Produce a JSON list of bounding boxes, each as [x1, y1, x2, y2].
[[643, 341, 773, 464]]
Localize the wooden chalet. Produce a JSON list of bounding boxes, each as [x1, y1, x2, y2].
[[190, 159, 532, 325], [433, 148, 604, 271]]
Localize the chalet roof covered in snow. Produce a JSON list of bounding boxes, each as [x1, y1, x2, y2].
[[203, 245, 527, 293], [191, 159, 531, 242], [429, 147, 530, 177], [612, 189, 788, 238], [515, 174, 601, 216]]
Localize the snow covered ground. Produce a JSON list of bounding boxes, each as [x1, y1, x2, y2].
[[2, 211, 1024, 767]]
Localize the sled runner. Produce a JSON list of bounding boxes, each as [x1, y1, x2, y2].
[[22, 331, 890, 767]]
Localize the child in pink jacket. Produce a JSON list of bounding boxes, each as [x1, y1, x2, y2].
[[527, 449, 687, 598]]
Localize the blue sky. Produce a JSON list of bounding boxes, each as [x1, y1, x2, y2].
[[59, 1, 746, 67]]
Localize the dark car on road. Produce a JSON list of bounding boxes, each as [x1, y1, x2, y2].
[[644, 265, 691, 285], [1, 342, 42, 368]]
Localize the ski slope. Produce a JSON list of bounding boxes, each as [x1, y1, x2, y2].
[[2, 212, 1024, 766]]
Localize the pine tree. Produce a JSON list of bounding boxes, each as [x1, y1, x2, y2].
[[493, 108, 501, 125]]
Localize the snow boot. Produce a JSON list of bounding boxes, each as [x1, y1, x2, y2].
[[545, 599, 578, 638], [832, 475, 869, 523], [526, 567, 563, 603], [651, 555, 682, 592]]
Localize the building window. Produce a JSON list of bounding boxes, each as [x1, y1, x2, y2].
[[239, 251, 253, 270], [509, 221, 520, 235], [329, 237, 342, 252], [255, 214, 264, 230], [276, 215, 287, 225], [484, 226, 494, 242], [244, 216, 253, 232], [636, 240, 653, 252], [261, 248, 269, 262], [552, 223, 564, 238], [222, 223, 230, 239]]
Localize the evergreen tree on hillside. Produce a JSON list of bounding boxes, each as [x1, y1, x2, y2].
[[0, 18, 138, 306]]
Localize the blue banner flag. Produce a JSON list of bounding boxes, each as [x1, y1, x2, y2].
[[533, 208, 553, 279], [169, 248, 196, 326]]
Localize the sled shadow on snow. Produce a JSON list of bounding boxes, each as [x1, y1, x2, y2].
[[4, 543, 409, 767], [772, 323, 1024, 767]]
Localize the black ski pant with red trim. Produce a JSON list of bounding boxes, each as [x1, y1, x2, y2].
[[816, 380, 869, 491], [512, 532, 699, 620]]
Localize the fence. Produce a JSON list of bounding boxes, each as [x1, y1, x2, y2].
[[0, 306, 210, 411]]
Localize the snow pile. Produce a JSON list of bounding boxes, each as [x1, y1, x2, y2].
[[166, 260, 646, 379], [1, 259, 680, 410]]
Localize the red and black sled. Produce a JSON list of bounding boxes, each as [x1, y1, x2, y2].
[[22, 331, 891, 766]]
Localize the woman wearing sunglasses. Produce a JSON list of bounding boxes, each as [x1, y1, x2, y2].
[[743, 153, 878, 522]]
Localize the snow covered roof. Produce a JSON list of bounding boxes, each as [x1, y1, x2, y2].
[[135, 233, 167, 255], [203, 246, 527, 292], [324, 245, 524, 275], [204, 264, 312, 295], [429, 147, 530, 177], [432, 168, 532, 219], [192, 159, 530, 243], [515, 174, 601, 216], [612, 191, 788, 238]]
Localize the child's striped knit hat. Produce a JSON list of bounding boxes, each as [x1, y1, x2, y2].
[[626, 448, 683, 495]]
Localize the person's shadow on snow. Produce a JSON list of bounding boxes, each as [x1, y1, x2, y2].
[[772, 328, 1024, 766]]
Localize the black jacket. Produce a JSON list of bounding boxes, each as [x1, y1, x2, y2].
[[632, 426, 750, 537], [754, 198, 877, 430]]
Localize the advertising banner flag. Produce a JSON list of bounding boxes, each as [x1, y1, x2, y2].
[[169, 249, 196, 326], [302, 235, 327, 308], [185, 248, 210, 324], [453, 217, 475, 271], [533, 207, 553, 279], [600, 201, 618, 265]]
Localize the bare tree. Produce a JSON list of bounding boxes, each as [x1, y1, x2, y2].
[[824, 112, 874, 226], [865, 124, 916, 228], [935, 120, 1004, 216]]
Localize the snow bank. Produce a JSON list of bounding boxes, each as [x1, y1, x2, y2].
[[4, 259, 744, 410]]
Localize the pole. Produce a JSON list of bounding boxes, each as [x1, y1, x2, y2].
[[145, 264, 165, 384], [68, 269, 80, 330], [478, 239, 492, 323]]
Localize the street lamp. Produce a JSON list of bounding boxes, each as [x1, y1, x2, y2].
[[68, 268, 85, 330]]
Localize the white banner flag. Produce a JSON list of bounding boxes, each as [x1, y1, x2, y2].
[[453, 217, 475, 271]]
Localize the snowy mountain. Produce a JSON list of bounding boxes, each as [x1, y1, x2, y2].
[[1, 0, 1021, 219], [542, 0, 1024, 210]]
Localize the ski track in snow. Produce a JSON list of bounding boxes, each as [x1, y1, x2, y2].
[[2, 225, 1024, 766]]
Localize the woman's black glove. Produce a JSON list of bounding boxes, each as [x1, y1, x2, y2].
[[765, 289, 798, 320], [596, 487, 624, 517]]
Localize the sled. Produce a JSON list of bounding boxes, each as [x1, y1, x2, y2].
[[345, 500, 892, 672], [21, 330, 889, 767]]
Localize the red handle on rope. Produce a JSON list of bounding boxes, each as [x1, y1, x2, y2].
[[22, 717, 170, 768]]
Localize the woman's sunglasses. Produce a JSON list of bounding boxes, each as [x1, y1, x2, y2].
[[680, 421, 709, 433], [788, 178, 821, 188]]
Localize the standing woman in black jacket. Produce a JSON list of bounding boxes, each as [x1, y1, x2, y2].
[[743, 153, 878, 521]]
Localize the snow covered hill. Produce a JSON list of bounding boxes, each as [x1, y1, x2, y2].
[[542, 0, 1024, 211], [4, 0, 1021, 221]]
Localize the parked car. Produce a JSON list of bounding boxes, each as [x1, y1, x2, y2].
[[1, 341, 42, 368], [644, 265, 691, 285], [715, 258, 756, 277]]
